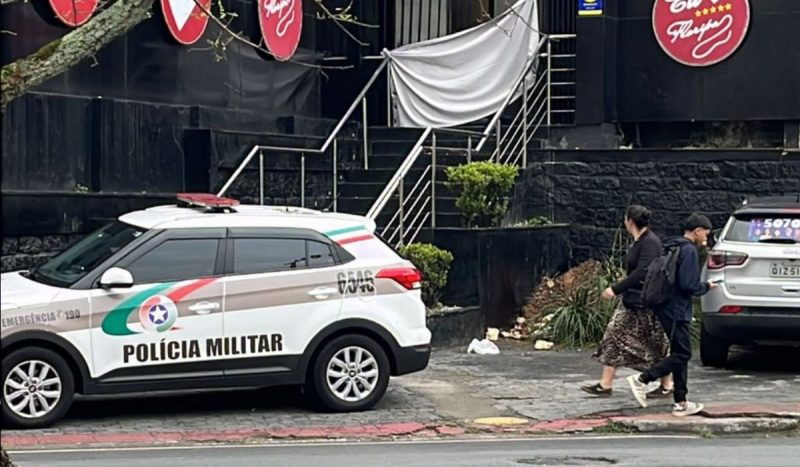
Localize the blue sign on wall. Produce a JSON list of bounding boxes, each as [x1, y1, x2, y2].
[[578, 0, 603, 16]]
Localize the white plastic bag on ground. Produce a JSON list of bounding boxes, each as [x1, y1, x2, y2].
[[467, 338, 501, 355]]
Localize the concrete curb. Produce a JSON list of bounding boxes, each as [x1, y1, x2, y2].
[[3, 403, 797, 450]]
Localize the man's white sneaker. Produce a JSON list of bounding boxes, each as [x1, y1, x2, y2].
[[626, 374, 648, 408], [672, 401, 704, 417]]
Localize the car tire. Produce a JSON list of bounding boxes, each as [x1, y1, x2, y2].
[[1, 347, 75, 429], [700, 322, 729, 368], [307, 334, 390, 412]]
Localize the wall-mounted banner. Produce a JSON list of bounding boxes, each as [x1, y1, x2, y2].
[[161, 0, 212, 45], [578, 0, 603, 16], [48, 0, 99, 26], [653, 0, 751, 67], [258, 0, 303, 61]]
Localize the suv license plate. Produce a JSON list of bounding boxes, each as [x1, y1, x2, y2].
[[770, 263, 800, 278]]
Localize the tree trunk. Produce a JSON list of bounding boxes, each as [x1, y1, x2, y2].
[[1, 0, 156, 109]]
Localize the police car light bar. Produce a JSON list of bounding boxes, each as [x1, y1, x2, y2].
[[177, 193, 240, 210]]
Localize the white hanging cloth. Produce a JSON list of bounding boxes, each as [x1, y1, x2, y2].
[[384, 0, 540, 128]]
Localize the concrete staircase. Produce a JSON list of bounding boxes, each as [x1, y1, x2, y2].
[[336, 127, 494, 240]]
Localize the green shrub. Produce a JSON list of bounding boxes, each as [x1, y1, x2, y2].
[[513, 216, 553, 228], [399, 243, 454, 307], [445, 161, 519, 228]]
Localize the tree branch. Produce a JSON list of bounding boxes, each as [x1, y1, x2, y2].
[[1, 0, 156, 109]]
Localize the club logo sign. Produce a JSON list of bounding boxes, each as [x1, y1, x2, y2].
[[652, 0, 751, 67], [258, 0, 303, 61], [162, 0, 211, 45], [48, 0, 99, 27]]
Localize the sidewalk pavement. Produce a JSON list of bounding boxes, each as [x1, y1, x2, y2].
[[2, 343, 798, 449]]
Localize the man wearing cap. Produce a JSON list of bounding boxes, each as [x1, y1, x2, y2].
[[627, 213, 718, 416]]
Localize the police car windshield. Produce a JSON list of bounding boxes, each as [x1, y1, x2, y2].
[[29, 221, 145, 288]]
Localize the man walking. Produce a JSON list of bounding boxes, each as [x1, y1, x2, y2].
[[627, 213, 717, 416]]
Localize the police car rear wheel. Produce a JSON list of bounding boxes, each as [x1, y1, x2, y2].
[[310, 335, 389, 412], [1, 347, 75, 429]]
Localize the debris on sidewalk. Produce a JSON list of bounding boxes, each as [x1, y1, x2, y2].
[[501, 317, 529, 340], [467, 338, 500, 355], [534, 340, 555, 350], [486, 327, 500, 341]]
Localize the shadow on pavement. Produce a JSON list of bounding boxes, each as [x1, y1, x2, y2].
[[67, 386, 308, 421], [725, 345, 800, 373]]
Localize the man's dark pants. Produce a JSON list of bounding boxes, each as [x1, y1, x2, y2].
[[641, 314, 692, 403]]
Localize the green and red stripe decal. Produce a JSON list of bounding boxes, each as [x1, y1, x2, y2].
[[101, 278, 217, 336], [324, 225, 373, 245]]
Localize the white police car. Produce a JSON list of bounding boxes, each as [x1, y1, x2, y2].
[[1, 194, 431, 428]]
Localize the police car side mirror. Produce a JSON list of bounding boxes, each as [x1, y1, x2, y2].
[[99, 267, 134, 289]]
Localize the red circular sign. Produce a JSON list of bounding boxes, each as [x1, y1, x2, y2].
[[258, 0, 303, 61], [652, 0, 751, 67], [48, 0, 99, 27], [161, 0, 211, 45]]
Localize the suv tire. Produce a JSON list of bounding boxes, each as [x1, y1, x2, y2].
[[308, 334, 390, 412], [1, 347, 75, 429], [700, 322, 729, 368]]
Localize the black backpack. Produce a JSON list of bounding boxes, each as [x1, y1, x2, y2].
[[642, 246, 681, 309]]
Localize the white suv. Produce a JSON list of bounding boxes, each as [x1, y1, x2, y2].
[[1, 194, 431, 428], [700, 196, 800, 367]]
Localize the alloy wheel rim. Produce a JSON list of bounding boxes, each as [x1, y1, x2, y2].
[[3, 360, 62, 419], [326, 346, 379, 402]]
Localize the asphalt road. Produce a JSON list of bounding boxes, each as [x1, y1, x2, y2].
[[9, 436, 800, 467]]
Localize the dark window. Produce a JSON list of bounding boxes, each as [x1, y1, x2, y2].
[[308, 240, 336, 268], [233, 238, 308, 274], [126, 239, 219, 283], [232, 238, 340, 274]]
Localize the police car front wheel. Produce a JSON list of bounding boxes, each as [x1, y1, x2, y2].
[[309, 335, 390, 412], [1, 347, 75, 429]]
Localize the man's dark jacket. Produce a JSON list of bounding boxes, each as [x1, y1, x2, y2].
[[657, 236, 711, 322]]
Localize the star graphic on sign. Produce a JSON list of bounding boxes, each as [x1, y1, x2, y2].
[[710, 6, 717, 14], [726, 3, 733, 11], [702, 8, 709, 15], [695, 10, 702, 17], [149, 305, 168, 325]]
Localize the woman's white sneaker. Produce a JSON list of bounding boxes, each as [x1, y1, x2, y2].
[[672, 401, 704, 417]]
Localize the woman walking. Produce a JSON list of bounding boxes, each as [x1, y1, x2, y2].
[[581, 205, 673, 398]]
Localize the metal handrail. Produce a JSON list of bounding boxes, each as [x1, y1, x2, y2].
[[217, 59, 390, 206], [368, 34, 577, 247], [366, 127, 432, 220]]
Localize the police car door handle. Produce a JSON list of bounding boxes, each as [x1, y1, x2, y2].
[[782, 286, 800, 293], [307, 287, 338, 300], [188, 302, 220, 314]]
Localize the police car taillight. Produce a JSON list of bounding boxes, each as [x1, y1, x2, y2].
[[376, 267, 422, 290], [177, 193, 240, 210]]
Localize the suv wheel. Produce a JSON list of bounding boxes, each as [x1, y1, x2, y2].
[[308, 335, 390, 412], [1, 347, 75, 429], [700, 322, 729, 368]]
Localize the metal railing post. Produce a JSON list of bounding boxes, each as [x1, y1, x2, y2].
[[467, 135, 473, 163], [259, 150, 265, 205], [398, 181, 405, 246], [523, 78, 529, 169], [386, 66, 392, 127], [496, 120, 502, 161], [362, 98, 369, 170], [332, 139, 338, 212], [300, 154, 306, 208], [431, 133, 437, 229], [547, 37, 552, 128]]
